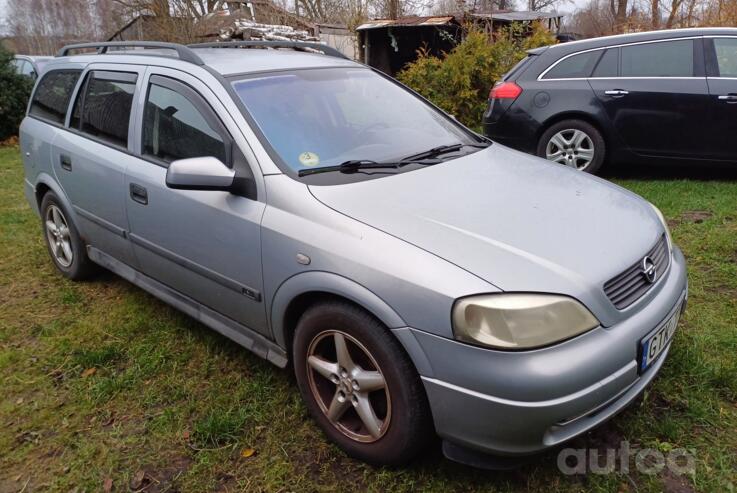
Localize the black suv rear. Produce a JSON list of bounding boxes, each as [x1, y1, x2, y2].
[[483, 28, 737, 174]]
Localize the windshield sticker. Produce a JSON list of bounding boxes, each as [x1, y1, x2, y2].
[[299, 152, 320, 167]]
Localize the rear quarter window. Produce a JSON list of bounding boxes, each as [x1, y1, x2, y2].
[[29, 70, 82, 125], [542, 50, 601, 79]]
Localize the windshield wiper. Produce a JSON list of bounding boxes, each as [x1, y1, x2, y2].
[[399, 142, 490, 163], [298, 160, 401, 177]]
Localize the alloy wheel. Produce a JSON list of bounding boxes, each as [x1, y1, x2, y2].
[[45, 204, 73, 268], [545, 129, 595, 170], [306, 330, 391, 443]]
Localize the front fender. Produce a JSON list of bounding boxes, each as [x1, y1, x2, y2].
[[269, 271, 406, 348]]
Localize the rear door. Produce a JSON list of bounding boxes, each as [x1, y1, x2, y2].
[[704, 36, 737, 161], [52, 64, 145, 266], [124, 68, 268, 335], [588, 37, 710, 159]]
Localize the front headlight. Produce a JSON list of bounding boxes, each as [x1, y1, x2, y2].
[[452, 294, 599, 350], [649, 203, 672, 254]]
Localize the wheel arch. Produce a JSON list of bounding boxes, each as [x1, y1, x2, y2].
[[270, 272, 407, 355], [537, 112, 609, 147]]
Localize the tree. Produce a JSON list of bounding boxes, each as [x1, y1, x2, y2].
[[0, 47, 34, 141]]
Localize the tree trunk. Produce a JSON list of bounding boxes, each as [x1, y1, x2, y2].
[[651, 0, 660, 27]]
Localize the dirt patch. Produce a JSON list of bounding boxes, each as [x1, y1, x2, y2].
[[123, 455, 194, 493], [680, 211, 713, 224], [661, 468, 696, 493]]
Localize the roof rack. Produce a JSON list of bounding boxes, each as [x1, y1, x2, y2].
[[188, 41, 348, 60], [56, 41, 205, 65]]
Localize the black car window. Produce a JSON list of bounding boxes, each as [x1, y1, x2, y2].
[[621, 40, 694, 77], [71, 71, 137, 148], [142, 78, 227, 164], [592, 48, 619, 77], [713, 38, 737, 77], [542, 50, 600, 79], [29, 70, 82, 124]]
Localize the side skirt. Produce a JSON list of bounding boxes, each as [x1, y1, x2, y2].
[[87, 246, 288, 368]]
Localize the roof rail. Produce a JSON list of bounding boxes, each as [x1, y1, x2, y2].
[[56, 41, 205, 65], [188, 41, 348, 60]]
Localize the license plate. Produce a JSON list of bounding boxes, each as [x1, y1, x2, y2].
[[639, 303, 682, 373]]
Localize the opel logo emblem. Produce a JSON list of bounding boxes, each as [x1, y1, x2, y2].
[[642, 256, 657, 283]]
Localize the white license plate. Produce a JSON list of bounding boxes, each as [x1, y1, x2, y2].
[[639, 303, 682, 373]]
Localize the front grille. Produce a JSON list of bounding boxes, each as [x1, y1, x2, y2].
[[604, 235, 669, 310]]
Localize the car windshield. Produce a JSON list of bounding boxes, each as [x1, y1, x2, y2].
[[231, 68, 478, 176]]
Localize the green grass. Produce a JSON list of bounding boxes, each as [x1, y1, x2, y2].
[[0, 145, 735, 492]]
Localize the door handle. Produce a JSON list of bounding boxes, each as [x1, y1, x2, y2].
[[717, 94, 737, 103], [604, 89, 629, 97], [129, 183, 148, 205], [60, 154, 72, 171]]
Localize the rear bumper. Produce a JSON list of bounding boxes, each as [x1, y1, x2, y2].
[[394, 247, 687, 456]]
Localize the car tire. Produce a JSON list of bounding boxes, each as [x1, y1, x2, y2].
[[293, 300, 433, 465], [537, 120, 606, 174], [40, 191, 96, 280]]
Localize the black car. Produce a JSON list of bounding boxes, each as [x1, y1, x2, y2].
[[483, 28, 737, 174]]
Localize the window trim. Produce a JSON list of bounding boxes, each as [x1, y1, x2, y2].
[[140, 74, 234, 169], [69, 69, 139, 152], [537, 36, 703, 82], [27, 68, 83, 128]]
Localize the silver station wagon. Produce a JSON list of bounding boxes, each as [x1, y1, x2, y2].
[[20, 41, 687, 467]]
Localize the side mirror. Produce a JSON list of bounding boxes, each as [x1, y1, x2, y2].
[[165, 156, 235, 191]]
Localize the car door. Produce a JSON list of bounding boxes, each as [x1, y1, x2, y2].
[[52, 65, 145, 267], [588, 37, 710, 159], [124, 69, 268, 335], [705, 36, 737, 161]]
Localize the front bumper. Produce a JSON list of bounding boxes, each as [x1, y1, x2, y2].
[[394, 247, 687, 457]]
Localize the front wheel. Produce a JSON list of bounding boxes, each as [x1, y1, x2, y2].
[[537, 120, 606, 174], [293, 301, 433, 465]]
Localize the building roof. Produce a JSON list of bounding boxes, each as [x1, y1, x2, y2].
[[470, 10, 563, 22], [356, 16, 456, 31]]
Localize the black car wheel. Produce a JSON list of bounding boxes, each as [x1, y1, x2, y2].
[[293, 300, 433, 465], [537, 120, 606, 174], [40, 191, 96, 280]]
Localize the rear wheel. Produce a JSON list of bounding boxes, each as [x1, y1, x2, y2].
[[537, 119, 605, 174], [40, 192, 96, 280], [293, 301, 432, 465]]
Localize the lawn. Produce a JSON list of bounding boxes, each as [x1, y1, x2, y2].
[[0, 144, 735, 493]]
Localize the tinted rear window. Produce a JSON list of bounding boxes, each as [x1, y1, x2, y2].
[[621, 40, 694, 77], [71, 71, 137, 148], [543, 51, 601, 79], [29, 70, 81, 124]]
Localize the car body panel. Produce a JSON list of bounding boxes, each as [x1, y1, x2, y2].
[[309, 143, 664, 327]]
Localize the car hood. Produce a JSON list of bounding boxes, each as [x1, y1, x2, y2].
[[308, 144, 664, 326]]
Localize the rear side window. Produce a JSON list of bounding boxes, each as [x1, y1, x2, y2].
[[543, 51, 600, 79], [29, 70, 81, 124], [621, 40, 694, 77], [713, 38, 737, 77], [592, 48, 619, 77], [142, 78, 227, 164], [71, 71, 137, 148]]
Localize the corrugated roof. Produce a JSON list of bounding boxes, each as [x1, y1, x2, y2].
[[470, 10, 563, 21], [356, 16, 456, 30]]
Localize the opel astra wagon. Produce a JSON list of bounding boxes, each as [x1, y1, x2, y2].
[[20, 41, 687, 467], [483, 27, 737, 174]]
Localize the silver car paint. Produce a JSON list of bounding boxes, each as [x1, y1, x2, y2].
[[20, 49, 687, 458]]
